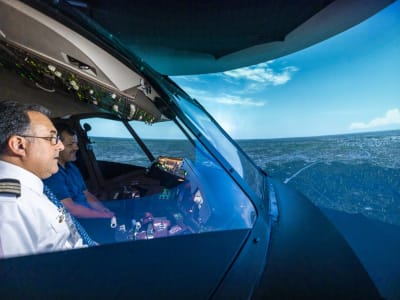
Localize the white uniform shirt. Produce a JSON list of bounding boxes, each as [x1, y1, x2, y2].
[[0, 161, 83, 258]]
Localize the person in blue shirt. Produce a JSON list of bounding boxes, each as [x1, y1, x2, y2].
[[44, 123, 115, 243]]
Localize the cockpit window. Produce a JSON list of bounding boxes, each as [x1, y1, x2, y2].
[[83, 118, 151, 168], [75, 115, 255, 247], [174, 94, 265, 200]]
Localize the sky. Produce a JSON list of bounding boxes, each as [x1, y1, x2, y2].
[[171, 1, 400, 139]]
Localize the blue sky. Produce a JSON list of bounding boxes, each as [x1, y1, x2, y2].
[[171, 1, 400, 139]]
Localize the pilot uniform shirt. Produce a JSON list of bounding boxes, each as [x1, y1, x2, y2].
[[0, 160, 84, 258], [44, 162, 90, 208]]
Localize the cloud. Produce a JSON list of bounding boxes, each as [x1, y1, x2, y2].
[[178, 86, 208, 98], [173, 75, 203, 83], [223, 61, 298, 85], [349, 108, 400, 129], [213, 95, 265, 106], [177, 86, 265, 107]]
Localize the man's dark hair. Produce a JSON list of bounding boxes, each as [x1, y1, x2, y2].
[[0, 100, 51, 153], [55, 123, 76, 142]]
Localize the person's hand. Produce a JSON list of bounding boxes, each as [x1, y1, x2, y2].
[[97, 207, 114, 217], [103, 211, 115, 218], [102, 207, 113, 213], [97, 210, 114, 218]]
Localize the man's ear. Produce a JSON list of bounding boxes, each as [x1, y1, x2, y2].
[[8, 135, 27, 156]]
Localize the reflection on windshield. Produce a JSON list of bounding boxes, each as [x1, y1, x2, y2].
[[73, 117, 255, 246], [174, 94, 264, 199]]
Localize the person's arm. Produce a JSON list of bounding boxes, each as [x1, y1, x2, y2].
[[0, 216, 36, 257], [83, 190, 114, 214], [61, 197, 113, 218]]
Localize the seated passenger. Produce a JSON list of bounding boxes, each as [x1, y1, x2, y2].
[[43, 123, 115, 243]]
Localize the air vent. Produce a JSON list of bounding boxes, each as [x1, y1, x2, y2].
[[62, 53, 97, 77]]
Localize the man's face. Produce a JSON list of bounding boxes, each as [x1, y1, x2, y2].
[[59, 131, 79, 165], [24, 111, 65, 179]]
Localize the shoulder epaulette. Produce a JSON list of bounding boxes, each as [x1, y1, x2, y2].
[[0, 178, 21, 197]]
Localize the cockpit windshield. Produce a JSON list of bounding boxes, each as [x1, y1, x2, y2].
[[75, 116, 256, 246], [173, 93, 265, 199]]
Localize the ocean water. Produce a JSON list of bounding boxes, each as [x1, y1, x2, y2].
[[93, 130, 400, 226]]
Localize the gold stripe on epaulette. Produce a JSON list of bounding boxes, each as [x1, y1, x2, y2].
[[0, 179, 21, 197]]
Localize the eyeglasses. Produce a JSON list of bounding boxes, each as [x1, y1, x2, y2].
[[21, 135, 61, 145]]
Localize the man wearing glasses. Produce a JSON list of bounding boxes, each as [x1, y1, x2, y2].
[[0, 100, 85, 258]]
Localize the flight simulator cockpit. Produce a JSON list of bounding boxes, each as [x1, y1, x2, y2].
[[0, 36, 258, 249]]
